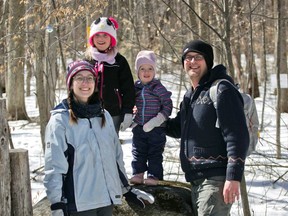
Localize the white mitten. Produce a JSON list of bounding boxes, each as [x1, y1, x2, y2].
[[143, 113, 166, 132], [120, 114, 133, 131], [52, 210, 64, 216], [132, 188, 155, 204], [124, 187, 155, 208]]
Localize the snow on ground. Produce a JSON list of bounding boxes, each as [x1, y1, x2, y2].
[[8, 74, 288, 215]]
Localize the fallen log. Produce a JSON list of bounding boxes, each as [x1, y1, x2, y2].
[[33, 181, 194, 216]]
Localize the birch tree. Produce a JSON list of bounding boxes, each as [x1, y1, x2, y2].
[[275, 0, 287, 158]]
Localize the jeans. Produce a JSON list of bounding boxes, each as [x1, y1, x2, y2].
[[191, 176, 232, 216], [70, 205, 113, 216]]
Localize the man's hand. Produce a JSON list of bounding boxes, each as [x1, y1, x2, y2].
[[223, 180, 240, 204]]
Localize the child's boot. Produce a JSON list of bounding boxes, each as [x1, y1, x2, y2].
[[130, 173, 144, 185], [144, 176, 159, 186]]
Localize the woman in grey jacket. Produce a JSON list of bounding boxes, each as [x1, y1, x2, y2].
[[44, 60, 154, 216]]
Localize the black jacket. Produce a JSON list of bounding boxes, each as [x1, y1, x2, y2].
[[86, 53, 135, 116], [166, 64, 249, 182]]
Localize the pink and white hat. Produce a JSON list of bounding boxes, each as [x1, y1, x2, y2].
[[88, 17, 119, 48]]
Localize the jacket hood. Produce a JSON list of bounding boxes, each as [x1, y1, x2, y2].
[[50, 99, 69, 114], [200, 64, 234, 86]]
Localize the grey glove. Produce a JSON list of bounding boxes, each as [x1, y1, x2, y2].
[[120, 114, 133, 131], [143, 113, 166, 132]]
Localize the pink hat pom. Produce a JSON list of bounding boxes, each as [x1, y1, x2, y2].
[[108, 17, 119, 30]]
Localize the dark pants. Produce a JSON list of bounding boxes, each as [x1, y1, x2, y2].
[[131, 125, 166, 180], [112, 115, 122, 135], [70, 205, 113, 216]]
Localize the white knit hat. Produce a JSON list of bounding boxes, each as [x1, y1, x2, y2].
[[89, 17, 118, 47], [135, 50, 157, 76]]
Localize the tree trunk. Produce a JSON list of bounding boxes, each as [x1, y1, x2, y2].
[[25, 0, 35, 98], [33, 2, 49, 152], [25, 56, 33, 97], [275, 0, 282, 158], [0, 0, 7, 97], [260, 21, 267, 132], [198, 1, 209, 40], [278, 0, 288, 113], [221, 0, 234, 79], [240, 175, 251, 216], [232, 0, 244, 85], [6, 0, 29, 120], [242, 8, 260, 99], [246, 0, 260, 98], [0, 99, 11, 216], [44, 24, 57, 115], [10, 149, 33, 216]]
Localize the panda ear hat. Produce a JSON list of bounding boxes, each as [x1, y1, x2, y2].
[[88, 17, 118, 48]]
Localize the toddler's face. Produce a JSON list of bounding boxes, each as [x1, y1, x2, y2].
[[138, 64, 155, 84]]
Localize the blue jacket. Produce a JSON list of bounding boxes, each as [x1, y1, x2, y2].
[[133, 79, 172, 125], [44, 101, 130, 212], [166, 65, 249, 182]]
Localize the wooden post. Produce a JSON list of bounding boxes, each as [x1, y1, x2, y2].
[[10, 149, 33, 216], [0, 99, 11, 216], [240, 174, 251, 216]]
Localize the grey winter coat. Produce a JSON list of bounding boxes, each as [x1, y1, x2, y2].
[[44, 103, 130, 212]]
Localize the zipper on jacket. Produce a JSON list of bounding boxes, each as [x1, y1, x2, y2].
[[141, 87, 146, 124], [94, 61, 104, 100], [86, 118, 96, 167], [87, 118, 92, 128], [114, 89, 122, 110], [184, 89, 195, 159]]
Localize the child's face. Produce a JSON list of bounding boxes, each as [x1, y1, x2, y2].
[[92, 33, 111, 51], [138, 64, 155, 84]]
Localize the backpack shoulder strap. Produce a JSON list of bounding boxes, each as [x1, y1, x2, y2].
[[210, 79, 234, 107], [209, 79, 234, 128]]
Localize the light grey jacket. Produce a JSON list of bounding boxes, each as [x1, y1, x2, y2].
[[44, 106, 130, 212]]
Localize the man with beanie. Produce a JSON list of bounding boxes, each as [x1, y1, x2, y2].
[[166, 40, 249, 215], [129, 50, 172, 186]]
